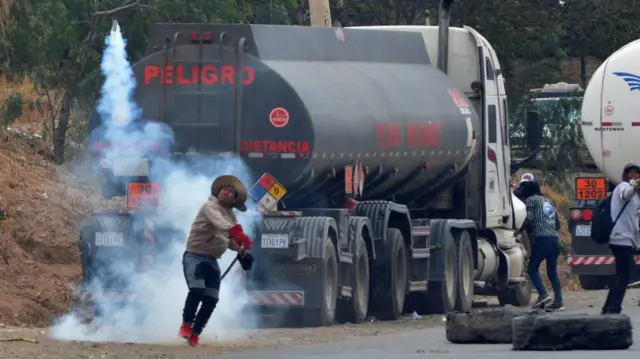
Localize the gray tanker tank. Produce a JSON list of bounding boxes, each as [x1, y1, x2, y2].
[[88, 24, 478, 207]]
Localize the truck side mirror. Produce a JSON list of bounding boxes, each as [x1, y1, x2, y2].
[[525, 111, 542, 151]]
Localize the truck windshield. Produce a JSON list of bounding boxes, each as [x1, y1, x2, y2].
[[532, 97, 581, 123], [532, 97, 582, 140]]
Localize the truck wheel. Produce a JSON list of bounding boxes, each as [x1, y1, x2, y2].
[[304, 237, 338, 327], [422, 231, 457, 314], [371, 228, 407, 321], [342, 233, 370, 323], [454, 230, 474, 312], [579, 275, 607, 290]]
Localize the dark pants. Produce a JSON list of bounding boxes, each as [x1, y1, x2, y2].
[[602, 244, 635, 314], [182, 252, 221, 335], [528, 236, 563, 304]]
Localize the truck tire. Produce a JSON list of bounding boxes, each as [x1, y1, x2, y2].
[[455, 230, 474, 312], [579, 275, 607, 290], [304, 237, 339, 327], [339, 233, 370, 324], [421, 231, 457, 314], [371, 228, 407, 321]]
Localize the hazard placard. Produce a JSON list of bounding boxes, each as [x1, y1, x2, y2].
[[127, 182, 161, 209], [249, 173, 287, 211], [269, 107, 289, 128], [574, 177, 606, 200]]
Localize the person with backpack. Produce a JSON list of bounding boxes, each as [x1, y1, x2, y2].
[[514, 181, 564, 310], [600, 163, 640, 314]]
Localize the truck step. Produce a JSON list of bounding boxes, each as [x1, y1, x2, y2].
[[408, 280, 428, 292], [340, 285, 352, 298], [412, 226, 429, 236], [411, 247, 430, 259], [411, 225, 431, 259], [339, 250, 353, 264]]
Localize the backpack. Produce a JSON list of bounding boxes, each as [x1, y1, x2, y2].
[[542, 197, 561, 231], [590, 194, 630, 244]]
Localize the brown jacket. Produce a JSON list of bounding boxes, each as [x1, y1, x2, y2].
[[186, 196, 239, 258]]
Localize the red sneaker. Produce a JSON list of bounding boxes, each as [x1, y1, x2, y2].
[[178, 323, 192, 339], [188, 333, 200, 347]]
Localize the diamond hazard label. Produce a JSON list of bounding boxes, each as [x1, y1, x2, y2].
[[249, 173, 287, 211]]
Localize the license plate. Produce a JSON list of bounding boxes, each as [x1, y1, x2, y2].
[[95, 232, 124, 247], [261, 234, 289, 249], [575, 224, 591, 237]]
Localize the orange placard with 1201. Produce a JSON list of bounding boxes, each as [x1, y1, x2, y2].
[[127, 182, 161, 209], [575, 177, 606, 200]]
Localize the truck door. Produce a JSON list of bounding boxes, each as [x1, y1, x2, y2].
[[464, 26, 512, 227]]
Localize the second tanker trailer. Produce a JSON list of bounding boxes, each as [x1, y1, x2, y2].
[[81, 0, 540, 326]]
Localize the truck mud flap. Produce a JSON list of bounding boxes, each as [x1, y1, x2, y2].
[[246, 258, 325, 308], [247, 291, 305, 306]]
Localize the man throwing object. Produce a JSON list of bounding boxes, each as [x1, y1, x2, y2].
[[178, 175, 254, 346]]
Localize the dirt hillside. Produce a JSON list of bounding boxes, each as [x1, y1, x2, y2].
[[0, 132, 103, 326]]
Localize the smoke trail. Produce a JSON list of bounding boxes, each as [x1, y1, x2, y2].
[[50, 21, 260, 343], [96, 21, 140, 128]]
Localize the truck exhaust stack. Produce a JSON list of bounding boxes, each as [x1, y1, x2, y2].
[[437, 0, 454, 73]]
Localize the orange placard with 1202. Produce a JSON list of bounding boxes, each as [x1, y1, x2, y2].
[[127, 182, 161, 209], [575, 177, 606, 200]]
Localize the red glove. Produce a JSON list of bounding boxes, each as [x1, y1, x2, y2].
[[228, 224, 252, 250]]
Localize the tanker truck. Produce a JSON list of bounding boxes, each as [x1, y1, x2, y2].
[[566, 39, 640, 290], [80, 0, 542, 327]]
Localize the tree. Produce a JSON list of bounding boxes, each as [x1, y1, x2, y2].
[[0, 0, 147, 163], [0, 0, 302, 163], [449, 0, 567, 102], [562, 0, 640, 84], [332, 0, 438, 26]]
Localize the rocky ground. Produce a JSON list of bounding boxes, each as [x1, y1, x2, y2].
[[0, 290, 635, 359]]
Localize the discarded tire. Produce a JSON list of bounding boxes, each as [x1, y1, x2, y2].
[[512, 313, 633, 350], [446, 310, 526, 344]]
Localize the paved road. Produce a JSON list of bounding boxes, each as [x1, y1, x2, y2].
[[203, 306, 640, 359]]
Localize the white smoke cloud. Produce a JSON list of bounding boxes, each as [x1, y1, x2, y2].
[[50, 21, 260, 343]]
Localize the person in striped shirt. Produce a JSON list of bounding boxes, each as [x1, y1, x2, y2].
[[515, 181, 563, 310]]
